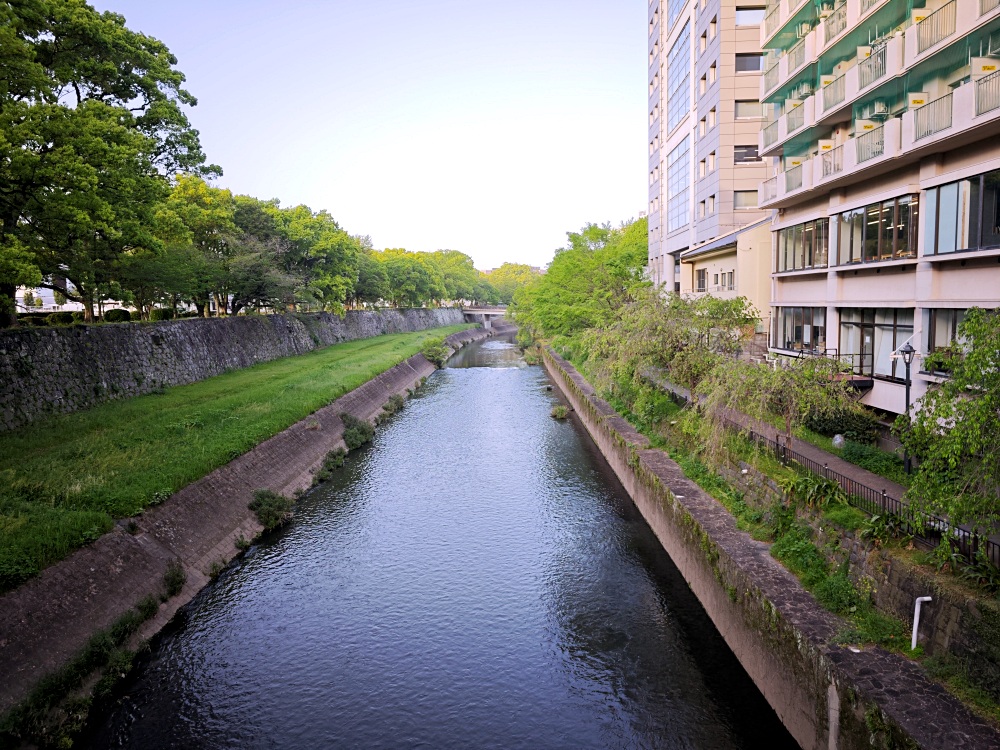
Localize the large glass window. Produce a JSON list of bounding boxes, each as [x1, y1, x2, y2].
[[735, 7, 766, 25], [735, 100, 762, 118], [666, 137, 691, 232], [773, 307, 827, 351], [925, 167, 1000, 254], [734, 145, 760, 163], [667, 0, 686, 29], [735, 53, 763, 72], [776, 218, 829, 271], [666, 23, 691, 134], [926, 308, 967, 353], [839, 308, 914, 379], [836, 195, 919, 264]]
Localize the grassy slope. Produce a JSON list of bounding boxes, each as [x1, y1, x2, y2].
[[0, 324, 472, 590]]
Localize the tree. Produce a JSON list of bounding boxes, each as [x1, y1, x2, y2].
[[488, 263, 538, 305], [348, 249, 388, 308], [898, 308, 1000, 531], [429, 250, 479, 304], [375, 249, 445, 308]]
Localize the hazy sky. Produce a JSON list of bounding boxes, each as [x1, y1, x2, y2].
[[88, 1, 648, 270]]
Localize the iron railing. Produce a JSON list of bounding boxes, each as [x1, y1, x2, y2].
[[861, 0, 883, 14], [763, 120, 780, 148], [976, 68, 1000, 115], [821, 145, 843, 177], [858, 44, 887, 90], [761, 176, 777, 203], [824, 75, 846, 110], [915, 92, 953, 140], [918, 0, 957, 53], [786, 164, 804, 191], [855, 126, 884, 162], [824, 4, 847, 44], [787, 104, 805, 132]]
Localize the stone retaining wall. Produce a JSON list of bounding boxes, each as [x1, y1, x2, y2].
[[0, 308, 465, 431], [0, 327, 495, 717], [544, 348, 1000, 750]]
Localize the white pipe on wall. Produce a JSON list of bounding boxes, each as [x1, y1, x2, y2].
[[912, 596, 933, 650]]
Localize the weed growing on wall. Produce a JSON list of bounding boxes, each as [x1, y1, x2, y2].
[[313, 448, 347, 485], [340, 413, 374, 450], [420, 337, 451, 368], [248, 490, 293, 531]]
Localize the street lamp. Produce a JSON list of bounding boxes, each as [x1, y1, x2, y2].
[[900, 342, 916, 474]]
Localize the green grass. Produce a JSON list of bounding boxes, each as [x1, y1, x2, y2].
[[0, 324, 472, 592]]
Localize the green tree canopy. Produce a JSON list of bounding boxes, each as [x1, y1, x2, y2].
[[487, 263, 539, 305]]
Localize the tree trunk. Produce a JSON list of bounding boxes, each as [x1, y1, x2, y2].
[[0, 282, 17, 328]]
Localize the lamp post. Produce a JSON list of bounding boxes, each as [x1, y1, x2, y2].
[[900, 342, 915, 474]]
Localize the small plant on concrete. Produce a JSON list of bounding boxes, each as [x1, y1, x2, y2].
[[550, 405, 569, 420], [779, 474, 846, 509], [382, 393, 405, 417], [340, 413, 374, 450], [249, 489, 293, 530], [421, 337, 451, 368], [313, 447, 347, 485], [163, 560, 186, 598], [235, 535, 251, 552]]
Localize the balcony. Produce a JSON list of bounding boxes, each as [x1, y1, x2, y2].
[[760, 97, 817, 156], [817, 36, 903, 120], [914, 93, 954, 140], [763, 29, 818, 99], [976, 68, 1000, 114], [821, 144, 844, 176], [917, 0, 957, 53], [905, 0, 1000, 66], [823, 4, 848, 46]]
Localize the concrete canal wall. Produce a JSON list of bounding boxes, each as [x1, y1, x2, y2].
[[0, 326, 497, 718], [543, 348, 1000, 750], [0, 308, 465, 431]]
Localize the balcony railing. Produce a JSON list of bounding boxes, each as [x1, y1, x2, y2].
[[764, 62, 780, 93], [824, 74, 846, 110], [856, 126, 884, 162], [787, 105, 805, 132], [858, 45, 886, 90], [982, 0, 1000, 15], [761, 176, 777, 203], [861, 0, 883, 14], [789, 37, 807, 71], [976, 68, 1000, 115], [824, 4, 847, 44], [765, 6, 780, 36], [915, 93, 953, 139], [786, 164, 804, 191], [917, 0, 956, 53], [763, 119, 780, 147], [821, 145, 843, 176]]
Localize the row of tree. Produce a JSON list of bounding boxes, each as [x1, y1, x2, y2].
[[0, 1, 538, 324], [512, 218, 1000, 541]]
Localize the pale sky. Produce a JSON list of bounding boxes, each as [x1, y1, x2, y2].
[[90, 1, 648, 270]]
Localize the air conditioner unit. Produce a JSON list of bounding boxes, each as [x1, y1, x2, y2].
[[797, 22, 812, 38], [907, 92, 929, 108], [797, 82, 814, 98], [861, 100, 890, 119]]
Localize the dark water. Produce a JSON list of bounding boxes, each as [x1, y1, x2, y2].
[[91, 336, 798, 749]]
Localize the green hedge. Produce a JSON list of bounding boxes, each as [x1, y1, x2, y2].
[[149, 308, 175, 321], [45, 312, 75, 326], [805, 407, 881, 443], [103, 309, 131, 323]]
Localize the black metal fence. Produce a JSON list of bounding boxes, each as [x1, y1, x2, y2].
[[724, 417, 999, 569]]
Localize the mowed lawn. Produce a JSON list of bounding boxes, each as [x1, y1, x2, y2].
[[0, 324, 472, 591]]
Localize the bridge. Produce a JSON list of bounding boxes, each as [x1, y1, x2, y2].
[[461, 306, 508, 329]]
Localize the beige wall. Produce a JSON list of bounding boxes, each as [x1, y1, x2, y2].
[[681, 222, 772, 322]]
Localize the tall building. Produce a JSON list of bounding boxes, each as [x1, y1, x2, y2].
[[647, 0, 772, 295], [759, 0, 1000, 416]]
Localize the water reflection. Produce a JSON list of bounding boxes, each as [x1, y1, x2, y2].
[[91, 337, 797, 749]]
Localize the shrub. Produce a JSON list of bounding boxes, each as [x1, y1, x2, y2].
[[150, 308, 175, 321], [104, 309, 131, 323], [71, 311, 85, 322], [313, 448, 346, 484], [770, 527, 828, 587], [779, 474, 846, 509], [249, 489, 293, 530], [815, 568, 860, 613], [841, 441, 907, 484], [163, 561, 186, 597], [421, 337, 451, 368], [341, 413, 374, 450], [381, 393, 405, 417], [551, 405, 569, 419], [45, 311, 75, 326], [805, 406, 881, 444], [822, 503, 867, 532]]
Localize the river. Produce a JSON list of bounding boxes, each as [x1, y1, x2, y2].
[[90, 335, 798, 749]]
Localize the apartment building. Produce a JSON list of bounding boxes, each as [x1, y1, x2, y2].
[[648, 0, 772, 295], [759, 0, 1000, 416]]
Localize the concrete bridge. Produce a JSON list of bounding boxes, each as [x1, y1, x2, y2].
[[461, 306, 508, 329]]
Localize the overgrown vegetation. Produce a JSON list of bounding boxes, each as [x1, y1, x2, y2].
[[420, 337, 451, 368], [550, 405, 569, 420], [0, 325, 468, 593], [340, 413, 375, 450], [313, 448, 347, 485], [162, 561, 186, 598], [248, 489, 293, 530]]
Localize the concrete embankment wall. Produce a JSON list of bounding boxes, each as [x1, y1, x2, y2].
[[0, 326, 497, 717], [543, 349, 1000, 750], [0, 308, 465, 431]]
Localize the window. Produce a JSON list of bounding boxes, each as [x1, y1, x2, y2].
[[649, 72, 658, 94], [924, 168, 1000, 255], [667, 0, 686, 29], [699, 75, 707, 95], [734, 190, 758, 209], [666, 22, 691, 133], [840, 308, 914, 379], [734, 145, 760, 163], [699, 159, 706, 177], [709, 17, 717, 38], [699, 117, 706, 137], [699, 200, 706, 217], [700, 32, 707, 53], [735, 100, 763, 118], [666, 137, 691, 232], [837, 195, 918, 264], [696, 269, 708, 291], [926, 308, 967, 355], [724, 271, 735, 290], [708, 151, 716, 171], [773, 307, 827, 351], [735, 7, 766, 25], [776, 218, 829, 271], [709, 62, 717, 84], [707, 194, 715, 213], [713, 272, 719, 286], [708, 108, 716, 128], [735, 53, 763, 72]]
